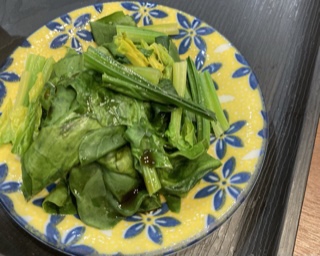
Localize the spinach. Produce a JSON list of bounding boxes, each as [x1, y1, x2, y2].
[[0, 11, 228, 230]]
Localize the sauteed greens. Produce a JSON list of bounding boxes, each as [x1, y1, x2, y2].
[[0, 11, 229, 229]]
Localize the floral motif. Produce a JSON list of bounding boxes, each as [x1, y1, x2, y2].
[[232, 53, 258, 90], [210, 111, 246, 159], [194, 157, 251, 210], [46, 13, 93, 52], [121, 2, 167, 25], [124, 203, 180, 244], [172, 13, 214, 55], [195, 50, 222, 75], [45, 215, 97, 255], [0, 58, 20, 106], [93, 3, 103, 13], [0, 163, 21, 210], [258, 110, 268, 139]]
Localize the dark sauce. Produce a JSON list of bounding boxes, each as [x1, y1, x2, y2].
[[140, 149, 156, 167]]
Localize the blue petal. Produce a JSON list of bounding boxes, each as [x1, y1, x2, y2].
[[32, 198, 44, 207], [213, 189, 226, 210], [146, 2, 157, 8], [215, 139, 226, 159], [261, 110, 268, 121], [65, 245, 96, 255], [132, 12, 142, 24], [124, 223, 145, 239], [235, 53, 248, 66], [152, 203, 169, 216], [0, 57, 13, 71], [227, 185, 242, 200], [202, 63, 222, 74], [178, 36, 191, 55], [0, 81, 5, 105], [49, 215, 65, 225], [222, 157, 235, 179], [177, 13, 191, 29], [0, 193, 14, 211], [155, 217, 181, 227], [0, 163, 8, 183], [76, 30, 93, 41], [0, 72, 20, 82], [46, 223, 60, 245], [143, 15, 153, 26], [206, 214, 215, 226], [194, 35, 206, 51], [230, 172, 251, 184], [213, 80, 219, 90], [194, 185, 219, 198], [50, 34, 69, 49], [46, 21, 64, 32], [203, 171, 220, 183], [0, 182, 20, 193], [74, 14, 91, 28], [170, 29, 188, 40], [46, 183, 56, 192], [121, 2, 140, 11], [191, 18, 201, 29], [149, 10, 168, 18], [21, 40, 31, 48], [249, 72, 258, 89], [61, 14, 72, 25], [71, 37, 82, 52], [125, 214, 142, 222], [258, 128, 268, 139], [148, 225, 163, 244], [232, 67, 250, 78], [195, 50, 206, 70], [63, 226, 86, 246], [210, 135, 217, 144], [226, 121, 246, 134], [93, 3, 103, 13], [196, 26, 215, 35], [224, 135, 243, 147]]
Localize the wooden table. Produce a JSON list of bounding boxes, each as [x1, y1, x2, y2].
[[0, 1, 320, 255], [294, 122, 320, 256]]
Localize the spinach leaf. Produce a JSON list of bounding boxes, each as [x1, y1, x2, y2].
[[43, 180, 77, 215], [158, 153, 221, 197], [21, 116, 101, 199], [98, 146, 138, 178], [79, 125, 127, 165], [69, 163, 123, 229]]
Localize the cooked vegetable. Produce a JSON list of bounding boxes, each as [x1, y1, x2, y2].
[[0, 11, 228, 230]]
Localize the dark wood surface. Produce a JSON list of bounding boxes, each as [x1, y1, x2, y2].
[[0, 0, 320, 255]]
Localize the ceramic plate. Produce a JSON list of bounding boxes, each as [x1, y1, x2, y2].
[[0, 2, 268, 255]]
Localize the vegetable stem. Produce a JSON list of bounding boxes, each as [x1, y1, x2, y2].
[[84, 47, 216, 120], [141, 166, 162, 195], [200, 71, 230, 137]]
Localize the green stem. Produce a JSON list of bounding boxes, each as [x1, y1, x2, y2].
[[141, 166, 161, 195], [84, 46, 216, 120]]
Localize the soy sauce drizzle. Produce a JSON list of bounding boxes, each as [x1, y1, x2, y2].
[[140, 149, 155, 167]]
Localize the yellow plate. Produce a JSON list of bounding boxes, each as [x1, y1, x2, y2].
[[0, 2, 268, 255]]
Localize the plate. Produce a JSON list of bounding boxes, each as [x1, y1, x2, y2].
[[0, 2, 268, 255]]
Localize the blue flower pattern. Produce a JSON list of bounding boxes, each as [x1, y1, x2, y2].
[[46, 13, 93, 52], [45, 215, 97, 255], [0, 163, 21, 211], [172, 13, 214, 56], [121, 2, 167, 25], [194, 157, 251, 210], [258, 110, 268, 139], [210, 111, 246, 159], [232, 53, 258, 90], [0, 58, 20, 106], [124, 203, 180, 245]]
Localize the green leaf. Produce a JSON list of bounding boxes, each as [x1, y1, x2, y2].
[[159, 153, 221, 197], [79, 126, 127, 165]]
